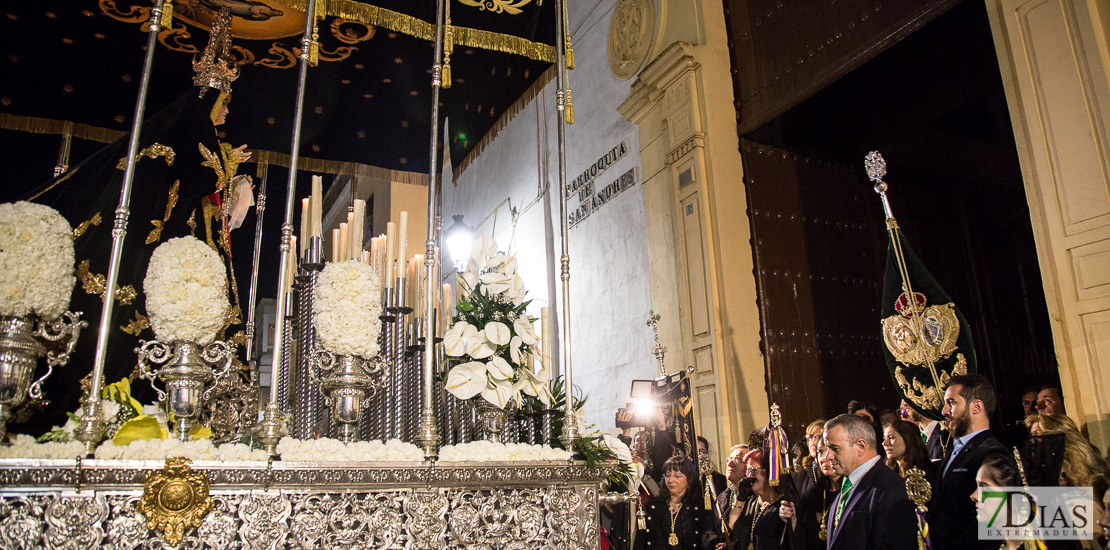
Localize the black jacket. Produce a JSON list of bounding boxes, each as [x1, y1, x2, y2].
[[716, 491, 788, 550], [635, 493, 720, 550], [791, 462, 840, 550], [927, 429, 1006, 550], [825, 460, 918, 550], [923, 422, 948, 462]]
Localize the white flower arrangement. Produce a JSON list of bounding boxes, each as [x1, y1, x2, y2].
[[313, 260, 382, 358], [143, 236, 229, 345], [0, 201, 76, 320], [94, 438, 268, 461], [444, 235, 552, 409], [437, 441, 572, 462], [0, 434, 85, 459], [276, 437, 422, 462]]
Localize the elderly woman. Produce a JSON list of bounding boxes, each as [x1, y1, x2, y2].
[[636, 456, 719, 550], [714, 449, 788, 550]]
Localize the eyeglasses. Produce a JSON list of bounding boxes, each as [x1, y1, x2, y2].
[[805, 434, 821, 441], [1021, 400, 1034, 407], [745, 467, 762, 477]]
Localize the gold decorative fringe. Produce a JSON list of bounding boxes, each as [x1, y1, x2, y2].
[[280, 0, 555, 62], [452, 65, 557, 183], [565, 93, 575, 124], [0, 113, 126, 143], [566, 47, 575, 70], [247, 150, 430, 186], [441, 62, 451, 88]]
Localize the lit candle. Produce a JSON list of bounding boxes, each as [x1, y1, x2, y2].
[[396, 211, 408, 280], [384, 222, 395, 288], [310, 175, 323, 238], [541, 307, 551, 373], [339, 222, 349, 262], [300, 198, 310, 258], [331, 228, 340, 263], [351, 200, 365, 260]]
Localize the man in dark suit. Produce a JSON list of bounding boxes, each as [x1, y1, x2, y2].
[[928, 374, 1007, 550], [900, 398, 946, 461], [822, 413, 918, 550]]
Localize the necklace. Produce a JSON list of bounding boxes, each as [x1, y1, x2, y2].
[[668, 502, 681, 546], [748, 497, 779, 550]]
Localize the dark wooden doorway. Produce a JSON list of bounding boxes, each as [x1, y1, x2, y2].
[[735, 0, 1059, 444]]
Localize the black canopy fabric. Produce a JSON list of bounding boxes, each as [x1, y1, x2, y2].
[[0, 0, 554, 191]]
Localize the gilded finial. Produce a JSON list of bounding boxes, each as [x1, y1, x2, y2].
[[770, 403, 782, 428]]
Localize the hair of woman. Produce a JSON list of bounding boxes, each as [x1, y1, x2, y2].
[[660, 455, 699, 501], [1026, 414, 1109, 487], [884, 419, 931, 476]]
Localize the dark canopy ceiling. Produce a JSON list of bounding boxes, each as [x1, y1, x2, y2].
[[0, 0, 554, 193]]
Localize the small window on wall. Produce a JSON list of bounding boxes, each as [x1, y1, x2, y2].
[[679, 167, 694, 188]]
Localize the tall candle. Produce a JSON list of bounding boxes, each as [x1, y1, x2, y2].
[[331, 228, 340, 263], [285, 236, 298, 294], [384, 222, 396, 288], [369, 237, 378, 269], [396, 211, 408, 278], [541, 307, 551, 373], [443, 283, 452, 330], [351, 200, 365, 260], [415, 254, 424, 316], [300, 198, 310, 258], [361, 250, 370, 265], [310, 175, 323, 238], [339, 222, 349, 262]]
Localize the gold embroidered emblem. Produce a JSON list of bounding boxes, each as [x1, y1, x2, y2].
[[76, 260, 137, 304], [227, 330, 245, 348], [139, 458, 213, 545], [198, 143, 227, 191], [77, 260, 106, 297], [73, 212, 102, 239], [201, 198, 220, 251], [458, 0, 538, 15], [115, 285, 137, 306], [187, 208, 197, 235], [121, 311, 151, 336], [881, 303, 960, 366], [146, 180, 181, 244], [116, 143, 175, 170]]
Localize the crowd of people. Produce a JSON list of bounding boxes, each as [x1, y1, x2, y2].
[[615, 375, 1110, 550]]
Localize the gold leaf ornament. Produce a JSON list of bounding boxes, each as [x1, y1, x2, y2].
[[457, 0, 539, 15], [139, 458, 213, 545]]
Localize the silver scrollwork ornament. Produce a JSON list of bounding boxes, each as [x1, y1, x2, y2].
[[0, 311, 86, 443], [136, 339, 234, 440]]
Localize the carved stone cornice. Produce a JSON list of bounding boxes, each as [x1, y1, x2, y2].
[[618, 41, 701, 124]]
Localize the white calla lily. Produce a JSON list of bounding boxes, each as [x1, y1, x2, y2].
[[484, 321, 511, 345], [470, 233, 497, 266], [513, 318, 540, 346], [486, 356, 514, 380], [445, 362, 488, 400], [509, 336, 523, 364], [601, 432, 633, 463], [500, 256, 518, 276], [466, 337, 496, 359], [519, 367, 553, 406], [459, 271, 479, 291], [443, 321, 472, 356], [479, 272, 511, 295], [486, 254, 511, 270], [480, 378, 515, 409]]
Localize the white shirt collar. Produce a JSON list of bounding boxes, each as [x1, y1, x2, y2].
[[921, 420, 939, 437], [846, 454, 881, 490]]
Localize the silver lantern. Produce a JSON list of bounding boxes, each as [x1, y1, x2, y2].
[[0, 312, 85, 443], [310, 350, 387, 443], [137, 339, 234, 441]]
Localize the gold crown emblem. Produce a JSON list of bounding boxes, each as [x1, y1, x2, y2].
[[192, 8, 239, 96]]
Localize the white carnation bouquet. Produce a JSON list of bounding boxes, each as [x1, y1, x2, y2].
[[313, 260, 382, 358], [444, 235, 552, 409], [0, 202, 76, 320], [276, 437, 422, 462], [143, 236, 229, 345], [437, 440, 572, 462]]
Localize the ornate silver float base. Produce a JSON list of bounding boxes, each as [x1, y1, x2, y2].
[[0, 460, 608, 550]]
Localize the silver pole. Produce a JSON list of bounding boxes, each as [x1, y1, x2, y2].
[[257, 0, 317, 457], [554, 0, 579, 448], [54, 122, 73, 177], [244, 162, 269, 360], [414, 0, 447, 460], [73, 0, 166, 456]]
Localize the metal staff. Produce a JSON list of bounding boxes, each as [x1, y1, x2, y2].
[[243, 162, 269, 363], [414, 0, 447, 460], [257, 0, 318, 457], [554, 0, 579, 449], [74, 0, 167, 456]]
